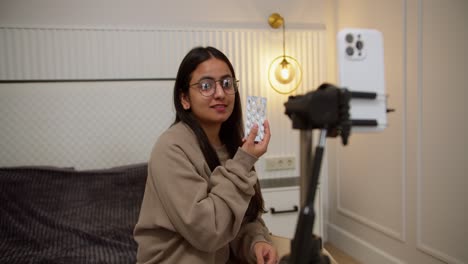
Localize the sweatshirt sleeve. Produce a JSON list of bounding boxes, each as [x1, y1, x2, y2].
[[150, 136, 258, 253], [229, 216, 273, 263]]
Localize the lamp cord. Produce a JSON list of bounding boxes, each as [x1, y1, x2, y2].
[[282, 20, 286, 59]]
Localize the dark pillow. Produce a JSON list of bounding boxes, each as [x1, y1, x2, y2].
[[0, 163, 148, 264]]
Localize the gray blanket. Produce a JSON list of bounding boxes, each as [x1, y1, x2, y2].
[[0, 164, 147, 264]]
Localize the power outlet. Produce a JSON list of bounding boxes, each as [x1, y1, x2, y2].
[[265, 156, 296, 171]]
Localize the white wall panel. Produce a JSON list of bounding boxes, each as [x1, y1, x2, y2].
[[327, 0, 468, 263], [418, 0, 468, 263], [0, 26, 326, 179], [332, 0, 406, 243]]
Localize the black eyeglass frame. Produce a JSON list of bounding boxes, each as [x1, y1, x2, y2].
[[189, 77, 239, 97]]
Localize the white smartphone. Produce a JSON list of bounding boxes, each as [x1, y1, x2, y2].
[[337, 28, 388, 132]]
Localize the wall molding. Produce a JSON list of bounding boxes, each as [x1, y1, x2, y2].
[[336, 206, 404, 242], [336, 138, 406, 242], [327, 223, 407, 264], [414, 1, 463, 263], [333, 0, 408, 245], [0, 23, 327, 31]]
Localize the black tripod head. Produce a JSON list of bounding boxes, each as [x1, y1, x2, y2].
[[284, 83, 351, 145]]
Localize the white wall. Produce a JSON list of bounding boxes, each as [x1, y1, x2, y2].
[[326, 0, 468, 263], [0, 0, 325, 28]]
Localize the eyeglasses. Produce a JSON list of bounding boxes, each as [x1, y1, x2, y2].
[[189, 77, 239, 97]]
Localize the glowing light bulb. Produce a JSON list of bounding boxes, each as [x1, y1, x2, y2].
[[274, 58, 296, 84], [280, 68, 290, 80]]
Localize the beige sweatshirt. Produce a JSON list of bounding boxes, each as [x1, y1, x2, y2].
[[134, 122, 272, 264]]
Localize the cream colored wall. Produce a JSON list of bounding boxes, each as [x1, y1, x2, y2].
[[325, 0, 468, 263], [0, 0, 325, 27]]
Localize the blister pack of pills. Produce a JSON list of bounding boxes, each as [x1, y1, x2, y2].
[[245, 96, 267, 142]]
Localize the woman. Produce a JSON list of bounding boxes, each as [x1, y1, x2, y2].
[[134, 46, 278, 264]]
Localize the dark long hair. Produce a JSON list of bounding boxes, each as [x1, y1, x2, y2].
[[172, 46, 264, 222]]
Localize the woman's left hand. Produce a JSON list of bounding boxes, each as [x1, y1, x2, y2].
[[253, 241, 278, 264]]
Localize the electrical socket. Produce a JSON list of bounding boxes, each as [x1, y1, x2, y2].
[[265, 156, 296, 171]]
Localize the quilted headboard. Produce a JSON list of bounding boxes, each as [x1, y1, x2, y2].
[[0, 81, 174, 169]]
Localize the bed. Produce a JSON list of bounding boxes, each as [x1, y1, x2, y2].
[[0, 163, 147, 264], [0, 80, 172, 263], [0, 164, 339, 264]]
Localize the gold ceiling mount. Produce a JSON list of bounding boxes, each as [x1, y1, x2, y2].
[[268, 13, 284, 29]]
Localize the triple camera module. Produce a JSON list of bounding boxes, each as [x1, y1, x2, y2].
[[344, 33, 366, 59]]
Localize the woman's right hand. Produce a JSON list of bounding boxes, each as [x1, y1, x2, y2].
[[241, 120, 271, 158]]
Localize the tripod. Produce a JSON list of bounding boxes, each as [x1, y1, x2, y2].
[[279, 83, 351, 264], [278, 81, 390, 263], [279, 129, 330, 264]]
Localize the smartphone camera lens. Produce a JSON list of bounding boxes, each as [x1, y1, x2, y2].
[[346, 46, 354, 56], [345, 34, 354, 43], [356, 40, 364, 50]]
